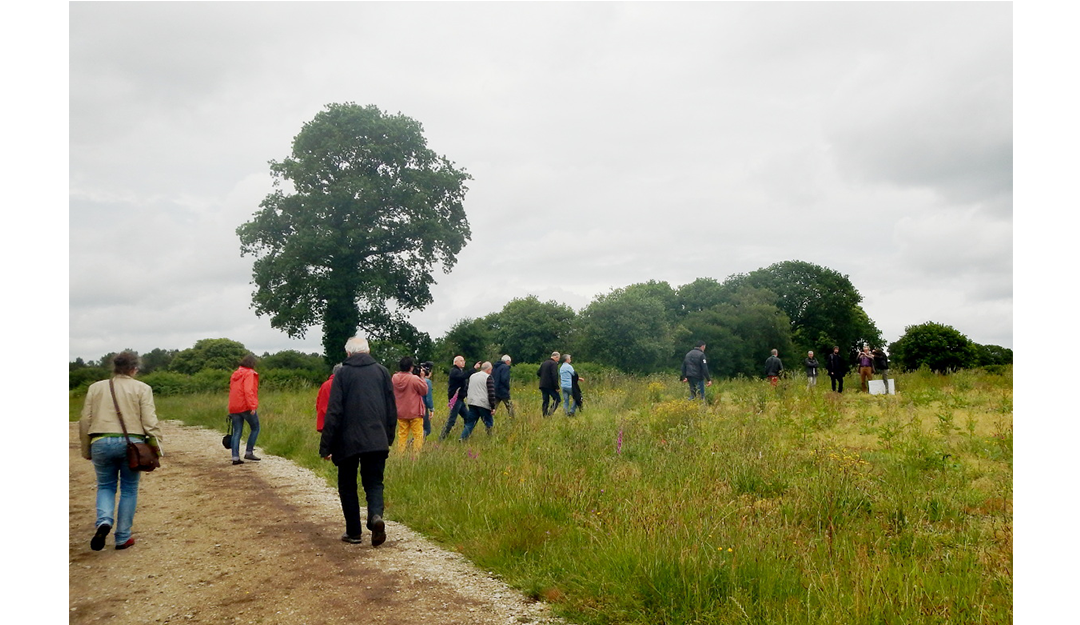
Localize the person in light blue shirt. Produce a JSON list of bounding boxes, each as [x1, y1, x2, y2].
[[559, 354, 583, 416]]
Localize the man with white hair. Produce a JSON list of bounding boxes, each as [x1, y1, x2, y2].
[[319, 336, 397, 547], [462, 361, 496, 440], [490, 354, 515, 417]]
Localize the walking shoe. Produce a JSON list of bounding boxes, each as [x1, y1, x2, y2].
[[244, 453, 261, 461], [340, 533, 363, 544], [369, 515, 386, 547], [115, 538, 135, 550], [90, 523, 111, 551], [232, 459, 244, 465]]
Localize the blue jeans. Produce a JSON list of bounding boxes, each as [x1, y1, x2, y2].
[[562, 387, 575, 415], [440, 396, 470, 440], [461, 406, 493, 440], [91, 436, 143, 545], [687, 378, 706, 400], [230, 411, 260, 459]]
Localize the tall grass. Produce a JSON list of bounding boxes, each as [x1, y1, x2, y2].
[[70, 367, 1012, 624]]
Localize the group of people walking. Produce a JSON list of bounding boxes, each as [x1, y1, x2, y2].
[[315, 338, 581, 546], [679, 341, 893, 399], [80, 336, 893, 554]]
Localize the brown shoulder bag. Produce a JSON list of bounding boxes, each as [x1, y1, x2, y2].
[[109, 379, 161, 472]]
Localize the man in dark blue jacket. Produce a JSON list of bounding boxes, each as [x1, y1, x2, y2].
[[320, 335, 396, 547], [490, 355, 515, 417], [681, 341, 712, 400]]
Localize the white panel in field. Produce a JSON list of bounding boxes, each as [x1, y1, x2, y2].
[[868, 380, 895, 395]]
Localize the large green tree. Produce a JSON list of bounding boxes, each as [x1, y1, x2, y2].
[[433, 314, 501, 367], [724, 260, 881, 356], [888, 322, 978, 373], [237, 103, 471, 365], [578, 286, 675, 374], [168, 339, 249, 374], [495, 295, 577, 364], [673, 285, 794, 379]]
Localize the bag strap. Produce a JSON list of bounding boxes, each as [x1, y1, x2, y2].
[[108, 379, 135, 445]]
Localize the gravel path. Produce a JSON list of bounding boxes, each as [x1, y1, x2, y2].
[[69, 420, 564, 625]]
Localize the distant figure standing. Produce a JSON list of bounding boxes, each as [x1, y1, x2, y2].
[[392, 357, 429, 455], [320, 336, 396, 546], [804, 351, 819, 389], [421, 361, 435, 437], [538, 351, 561, 416], [315, 364, 342, 432], [440, 355, 472, 440], [228, 354, 261, 465], [79, 351, 164, 551], [872, 348, 891, 393], [681, 341, 712, 400], [764, 349, 784, 386], [490, 355, 515, 417], [857, 346, 876, 392], [826, 346, 846, 393], [463, 361, 496, 440], [559, 354, 583, 416]]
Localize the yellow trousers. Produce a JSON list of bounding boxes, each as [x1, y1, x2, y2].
[[396, 418, 424, 454]]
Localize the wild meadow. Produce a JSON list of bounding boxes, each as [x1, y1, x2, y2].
[[70, 367, 1013, 624]]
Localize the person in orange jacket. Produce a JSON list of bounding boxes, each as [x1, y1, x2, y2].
[[228, 354, 260, 465]]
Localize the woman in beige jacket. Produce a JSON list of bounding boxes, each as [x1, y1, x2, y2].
[[79, 351, 163, 551]]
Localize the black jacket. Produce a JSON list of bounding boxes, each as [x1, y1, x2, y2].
[[491, 361, 512, 399], [681, 348, 711, 381], [319, 353, 397, 461], [873, 351, 889, 370], [804, 358, 819, 376], [447, 365, 471, 401], [764, 356, 783, 377], [538, 358, 560, 390], [825, 352, 847, 376]]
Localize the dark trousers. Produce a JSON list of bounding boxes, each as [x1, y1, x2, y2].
[[830, 374, 844, 393], [541, 388, 561, 416], [335, 450, 388, 537], [440, 396, 471, 439], [461, 405, 493, 440], [493, 397, 514, 417]]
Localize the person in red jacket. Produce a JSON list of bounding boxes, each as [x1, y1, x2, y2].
[[228, 354, 260, 465], [315, 364, 342, 432]]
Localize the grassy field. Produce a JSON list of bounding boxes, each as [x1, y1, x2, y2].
[[71, 367, 1013, 624]]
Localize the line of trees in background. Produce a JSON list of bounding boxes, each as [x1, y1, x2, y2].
[[70, 260, 1011, 395]]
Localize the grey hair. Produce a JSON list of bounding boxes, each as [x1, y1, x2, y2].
[[501, 354, 511, 363], [481, 361, 493, 372], [344, 336, 370, 355], [332, 363, 343, 375], [563, 353, 572, 362], [771, 349, 778, 356]]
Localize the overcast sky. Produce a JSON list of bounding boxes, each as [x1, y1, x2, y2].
[[68, 1, 1014, 362]]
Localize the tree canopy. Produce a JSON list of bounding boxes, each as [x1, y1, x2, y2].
[[237, 102, 471, 365], [723, 260, 881, 356], [495, 295, 577, 364], [674, 285, 795, 379], [578, 285, 675, 374], [168, 338, 250, 374], [887, 322, 979, 372]]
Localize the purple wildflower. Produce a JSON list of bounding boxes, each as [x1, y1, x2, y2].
[[616, 429, 623, 455]]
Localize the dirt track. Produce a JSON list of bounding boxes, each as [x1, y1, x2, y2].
[[68, 421, 561, 625]]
